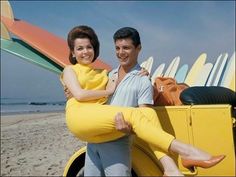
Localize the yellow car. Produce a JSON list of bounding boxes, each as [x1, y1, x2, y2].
[[63, 87, 236, 176], [1, 2, 234, 176]]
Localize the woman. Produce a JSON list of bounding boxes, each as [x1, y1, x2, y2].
[[61, 25, 225, 176]]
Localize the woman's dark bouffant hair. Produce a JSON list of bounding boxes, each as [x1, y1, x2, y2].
[[67, 25, 100, 64]]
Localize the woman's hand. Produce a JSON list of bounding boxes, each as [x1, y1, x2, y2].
[[139, 67, 150, 77], [106, 74, 118, 95], [64, 86, 73, 100]]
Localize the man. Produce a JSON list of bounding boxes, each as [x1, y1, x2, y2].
[[84, 27, 154, 176]]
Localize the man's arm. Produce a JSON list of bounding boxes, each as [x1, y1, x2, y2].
[[114, 104, 152, 134], [115, 75, 154, 133]]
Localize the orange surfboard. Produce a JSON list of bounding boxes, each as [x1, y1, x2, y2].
[[1, 16, 111, 71]]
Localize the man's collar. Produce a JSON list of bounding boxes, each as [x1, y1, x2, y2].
[[113, 63, 141, 75]]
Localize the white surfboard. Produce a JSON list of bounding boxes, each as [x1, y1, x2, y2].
[[145, 56, 154, 74], [192, 63, 213, 86], [175, 64, 188, 83], [163, 56, 179, 77], [212, 53, 228, 86], [206, 54, 223, 86], [206, 53, 228, 86], [151, 63, 165, 85], [168, 56, 180, 78], [220, 52, 235, 91], [140, 56, 154, 74], [140, 60, 147, 68], [185, 53, 207, 86]]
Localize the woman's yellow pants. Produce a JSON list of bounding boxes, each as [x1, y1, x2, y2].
[[66, 103, 175, 159]]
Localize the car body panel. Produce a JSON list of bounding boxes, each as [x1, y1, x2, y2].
[[63, 105, 235, 176]]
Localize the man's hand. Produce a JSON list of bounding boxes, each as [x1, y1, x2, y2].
[[114, 112, 133, 134]]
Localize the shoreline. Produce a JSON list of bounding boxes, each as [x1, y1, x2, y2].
[[1, 109, 65, 116], [1, 111, 85, 176]]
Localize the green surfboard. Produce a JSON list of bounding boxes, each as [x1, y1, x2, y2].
[[1, 38, 63, 74]]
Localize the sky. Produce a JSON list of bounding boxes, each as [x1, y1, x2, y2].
[[1, 1, 235, 102]]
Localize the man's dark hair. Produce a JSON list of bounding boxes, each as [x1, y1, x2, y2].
[[113, 27, 141, 47]]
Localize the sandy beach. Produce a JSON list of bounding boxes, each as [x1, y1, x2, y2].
[[1, 112, 85, 176]]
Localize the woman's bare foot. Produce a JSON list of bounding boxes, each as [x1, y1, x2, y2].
[[170, 140, 211, 160]]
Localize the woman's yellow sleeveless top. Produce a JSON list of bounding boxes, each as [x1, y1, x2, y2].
[[66, 64, 108, 109]]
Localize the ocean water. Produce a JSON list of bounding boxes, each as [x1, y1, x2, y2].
[[1, 97, 66, 115]]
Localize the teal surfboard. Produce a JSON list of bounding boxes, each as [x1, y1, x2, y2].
[[175, 64, 188, 83], [1, 38, 63, 74]]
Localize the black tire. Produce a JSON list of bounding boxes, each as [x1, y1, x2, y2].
[[65, 153, 85, 177]]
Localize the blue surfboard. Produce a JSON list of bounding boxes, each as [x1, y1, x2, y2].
[[175, 64, 189, 83]]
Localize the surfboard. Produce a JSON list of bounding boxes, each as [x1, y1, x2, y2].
[[229, 78, 235, 91], [1, 22, 11, 40], [146, 56, 154, 74], [220, 52, 235, 91], [1, 38, 63, 74], [1, 0, 14, 20], [174, 64, 188, 83], [163, 56, 179, 77], [1, 0, 13, 40], [168, 56, 180, 78], [140, 57, 153, 73], [192, 63, 213, 86], [141, 56, 154, 74], [184, 53, 207, 86], [1, 16, 112, 71], [140, 59, 147, 70], [151, 63, 165, 84], [206, 54, 223, 86], [212, 53, 228, 86], [206, 53, 228, 86]]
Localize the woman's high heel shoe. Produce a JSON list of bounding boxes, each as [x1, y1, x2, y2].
[[181, 155, 225, 171]]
